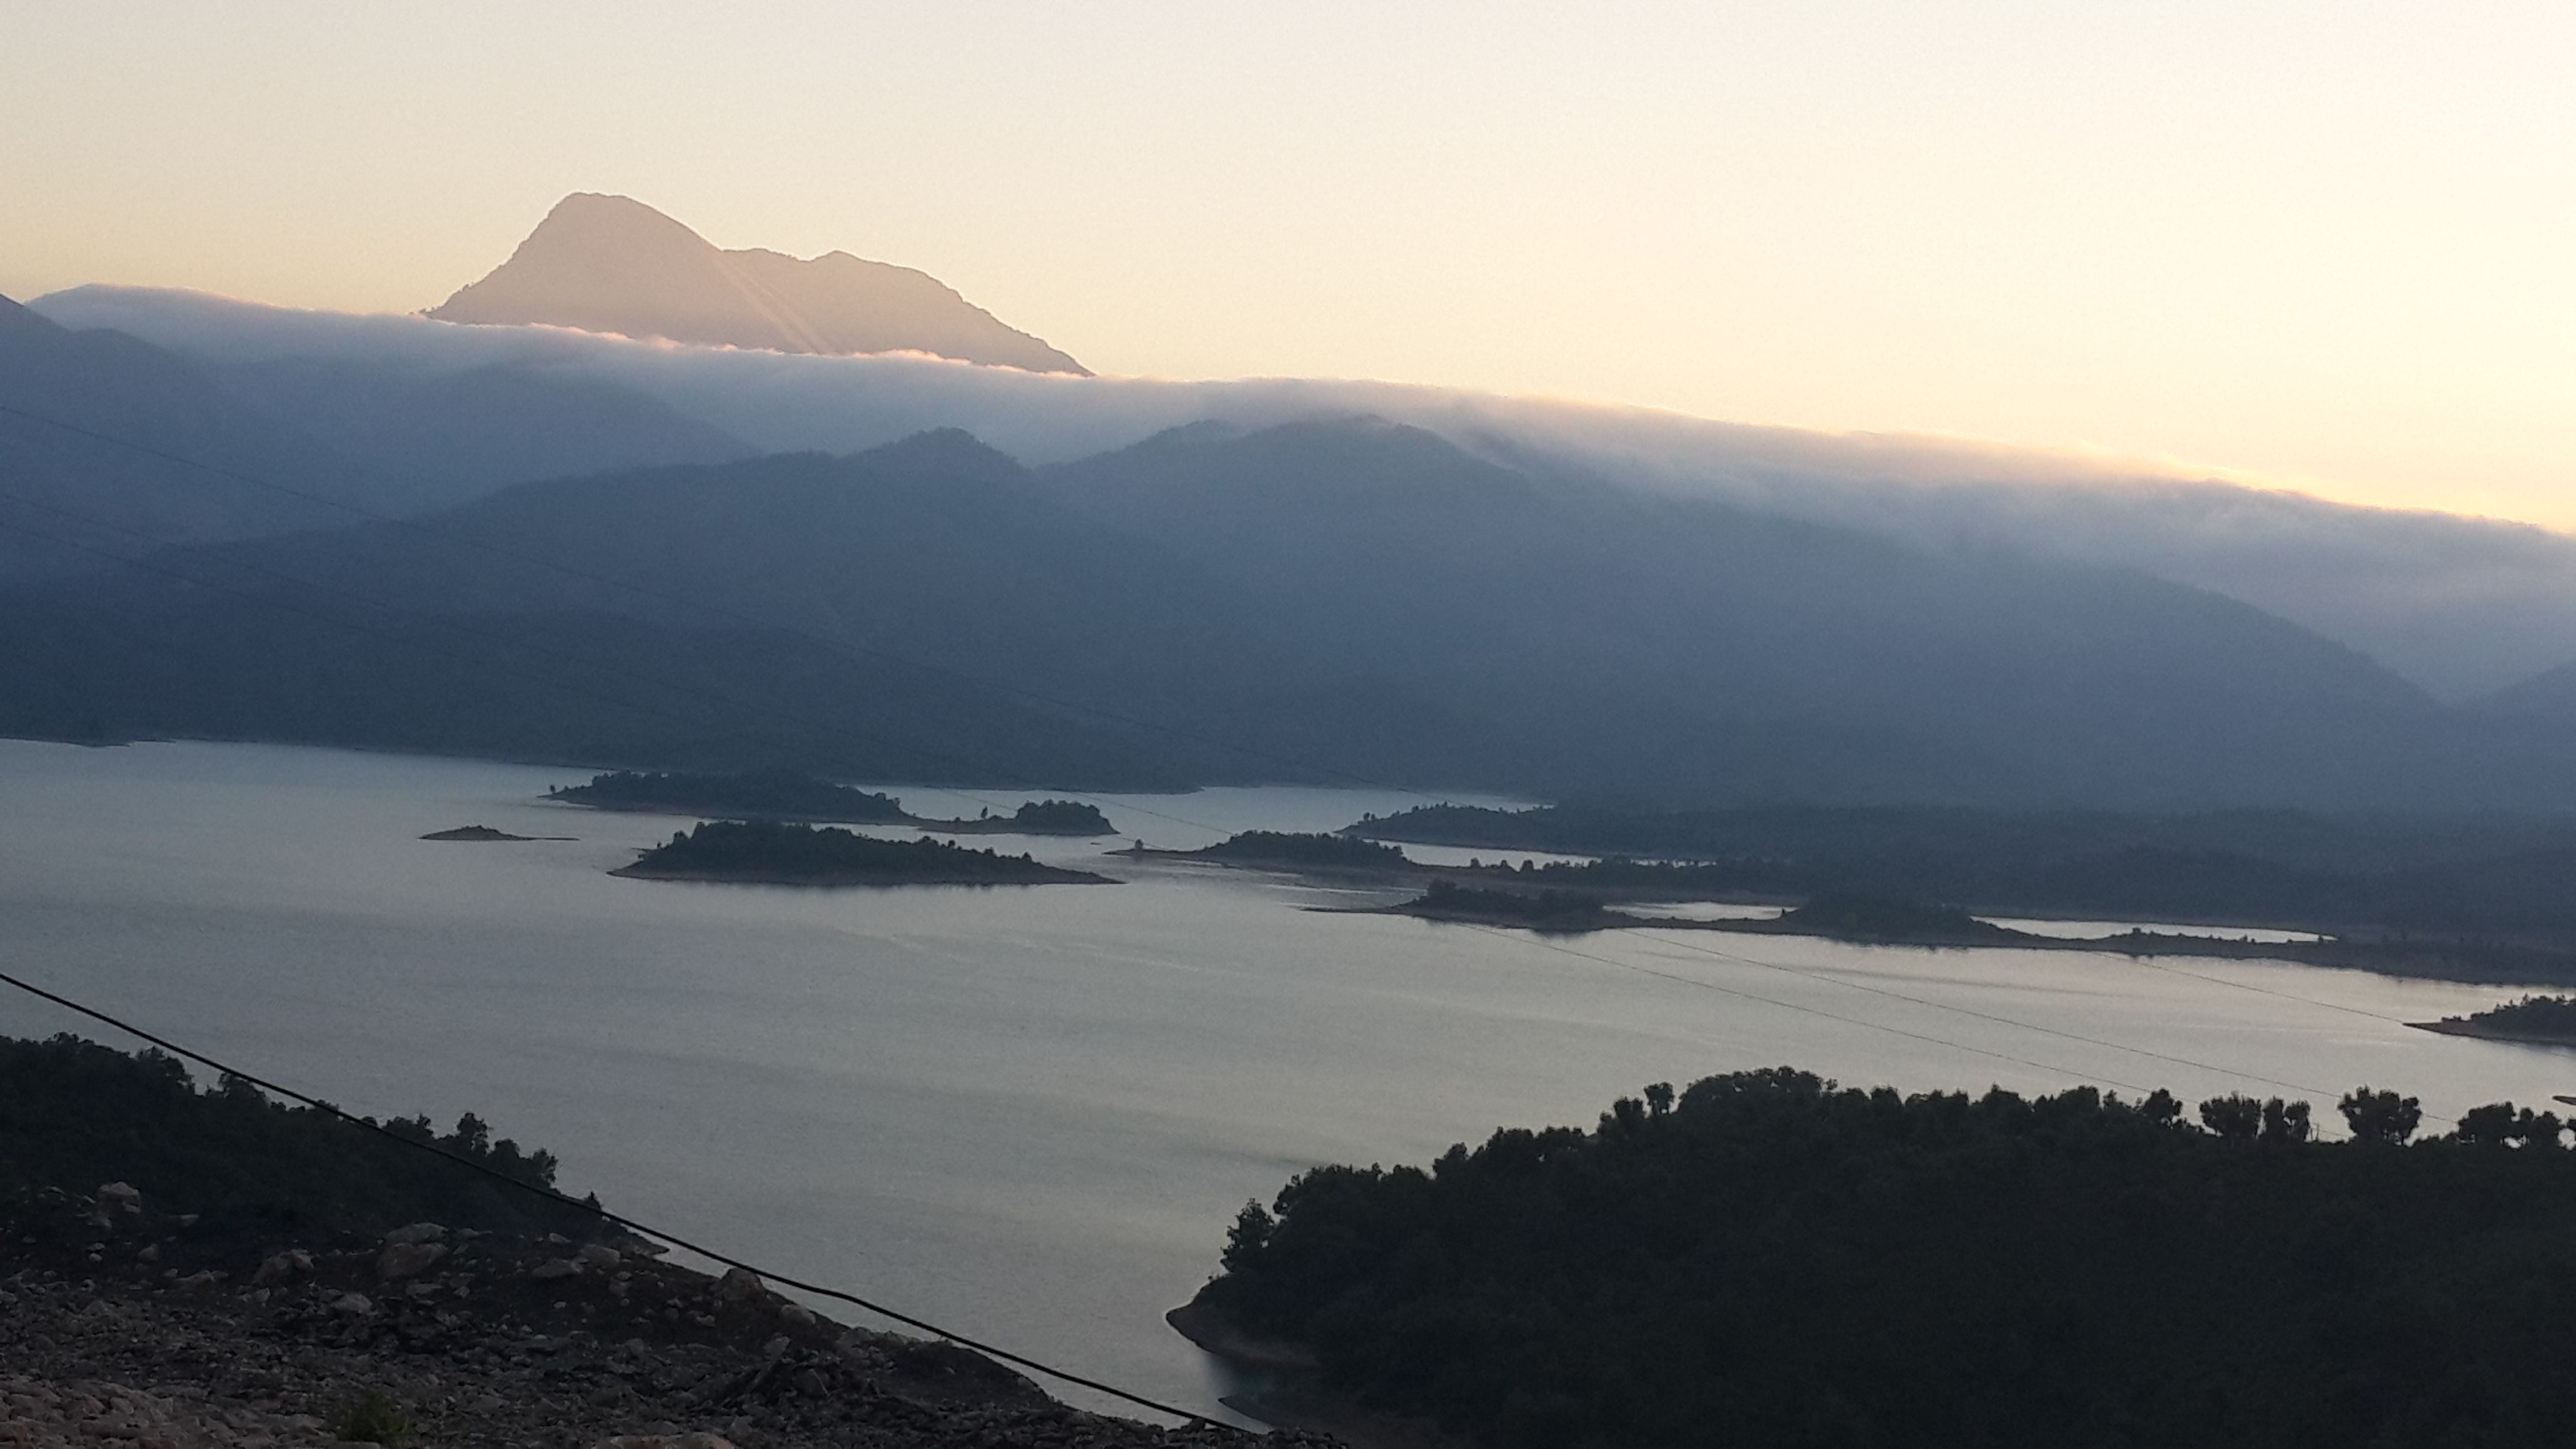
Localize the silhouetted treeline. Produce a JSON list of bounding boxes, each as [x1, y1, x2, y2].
[[1398, 880, 1617, 930], [1190, 831, 1410, 867], [1206, 1068, 2576, 1448], [0, 1033, 596, 1241], [1354, 803, 2576, 937], [917, 799, 1118, 836], [621, 819, 1103, 885], [549, 769, 912, 822], [2437, 995, 2576, 1040]]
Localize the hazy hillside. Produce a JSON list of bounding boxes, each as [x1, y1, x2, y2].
[[0, 293, 368, 577], [212, 354, 756, 514], [1047, 419, 2486, 808], [429, 193, 1087, 374], [9, 417, 2571, 809], [11, 432, 1494, 789], [2475, 659, 2576, 722], [43, 283, 2576, 703]]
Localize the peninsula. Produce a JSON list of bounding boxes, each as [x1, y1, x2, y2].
[[2413, 995, 2576, 1046], [612, 819, 1112, 887]]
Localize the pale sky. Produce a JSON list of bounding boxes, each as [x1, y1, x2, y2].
[[4, 2, 2571, 528]]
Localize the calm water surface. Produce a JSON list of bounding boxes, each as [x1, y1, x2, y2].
[[3, 740, 2572, 1423]]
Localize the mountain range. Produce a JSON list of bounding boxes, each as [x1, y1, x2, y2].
[[6, 243, 2576, 809], [427, 193, 1086, 374]]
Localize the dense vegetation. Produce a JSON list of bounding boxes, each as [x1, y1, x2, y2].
[[917, 799, 1119, 836], [1189, 831, 1411, 868], [1764, 892, 2020, 944], [549, 769, 913, 822], [1206, 1068, 2576, 1448], [2428, 994, 2576, 1042], [1352, 803, 2576, 937], [617, 819, 1107, 886], [0, 1033, 595, 1239], [1395, 880, 1617, 931]]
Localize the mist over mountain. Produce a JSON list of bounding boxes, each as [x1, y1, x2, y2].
[[427, 193, 1087, 374], [8, 413, 2571, 809], [0, 291, 763, 575], [35, 285, 2576, 704], [0, 291, 368, 577]]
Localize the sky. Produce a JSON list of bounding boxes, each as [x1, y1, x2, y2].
[[4, 2, 2571, 529]]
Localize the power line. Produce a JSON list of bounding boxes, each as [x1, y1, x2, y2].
[[0, 964, 1214, 1428], [1624, 926, 2354, 1103]]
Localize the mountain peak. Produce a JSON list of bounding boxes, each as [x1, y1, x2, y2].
[[427, 194, 1086, 375]]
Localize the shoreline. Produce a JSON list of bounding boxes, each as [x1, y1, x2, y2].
[[608, 862, 1115, 887], [1166, 1290, 1453, 1449]]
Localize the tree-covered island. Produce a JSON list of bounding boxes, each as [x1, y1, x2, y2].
[[549, 769, 914, 823], [909, 799, 1120, 836], [1183, 1068, 2576, 1448], [613, 819, 1111, 887], [2414, 994, 2576, 1045]]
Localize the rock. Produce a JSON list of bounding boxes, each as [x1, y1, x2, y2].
[[595, 1437, 736, 1449], [530, 1258, 582, 1281], [779, 1302, 815, 1326], [715, 1268, 764, 1302], [328, 1292, 373, 1315], [577, 1242, 622, 1271], [135, 1244, 161, 1264], [378, 1241, 448, 1281], [173, 1271, 223, 1293], [383, 1222, 446, 1247], [97, 1183, 142, 1215], [251, 1251, 312, 1286]]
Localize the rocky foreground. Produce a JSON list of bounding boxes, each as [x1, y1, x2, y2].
[[0, 1182, 1335, 1449]]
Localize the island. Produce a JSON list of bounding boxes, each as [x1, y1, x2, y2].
[[547, 769, 913, 824], [1119, 830, 1412, 871], [420, 824, 548, 842], [907, 799, 1120, 837], [2413, 995, 2576, 1045], [611, 819, 1112, 887], [1378, 879, 1622, 932]]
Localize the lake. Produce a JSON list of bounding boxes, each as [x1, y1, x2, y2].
[[2, 738, 2571, 1423]]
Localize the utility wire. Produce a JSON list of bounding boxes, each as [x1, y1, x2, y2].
[[1624, 926, 2353, 1103], [0, 964, 1214, 1428]]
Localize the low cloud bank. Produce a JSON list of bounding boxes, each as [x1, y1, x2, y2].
[[36, 285, 2576, 701]]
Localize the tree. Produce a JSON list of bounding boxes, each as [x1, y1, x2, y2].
[[2339, 1088, 2422, 1145], [2456, 1102, 2519, 1146], [2199, 1095, 2262, 1144], [1643, 1082, 1676, 1118], [2260, 1098, 2313, 1144]]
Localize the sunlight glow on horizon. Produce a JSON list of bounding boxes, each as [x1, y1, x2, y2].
[[4, 2, 2570, 529]]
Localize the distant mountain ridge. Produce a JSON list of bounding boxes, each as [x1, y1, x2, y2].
[[8, 417, 2571, 810], [427, 193, 1086, 374]]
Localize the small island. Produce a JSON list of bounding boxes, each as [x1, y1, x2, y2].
[[2413, 995, 2576, 1046], [1717, 893, 2031, 947], [421, 824, 544, 842], [612, 819, 1113, 887], [909, 799, 1120, 837], [1123, 830, 1413, 871], [548, 769, 913, 824], [1383, 880, 1622, 932]]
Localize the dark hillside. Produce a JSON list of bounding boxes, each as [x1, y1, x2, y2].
[[1201, 1070, 2576, 1448], [1046, 418, 2510, 809]]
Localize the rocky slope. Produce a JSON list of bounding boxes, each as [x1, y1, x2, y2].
[[0, 1181, 1327, 1449]]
